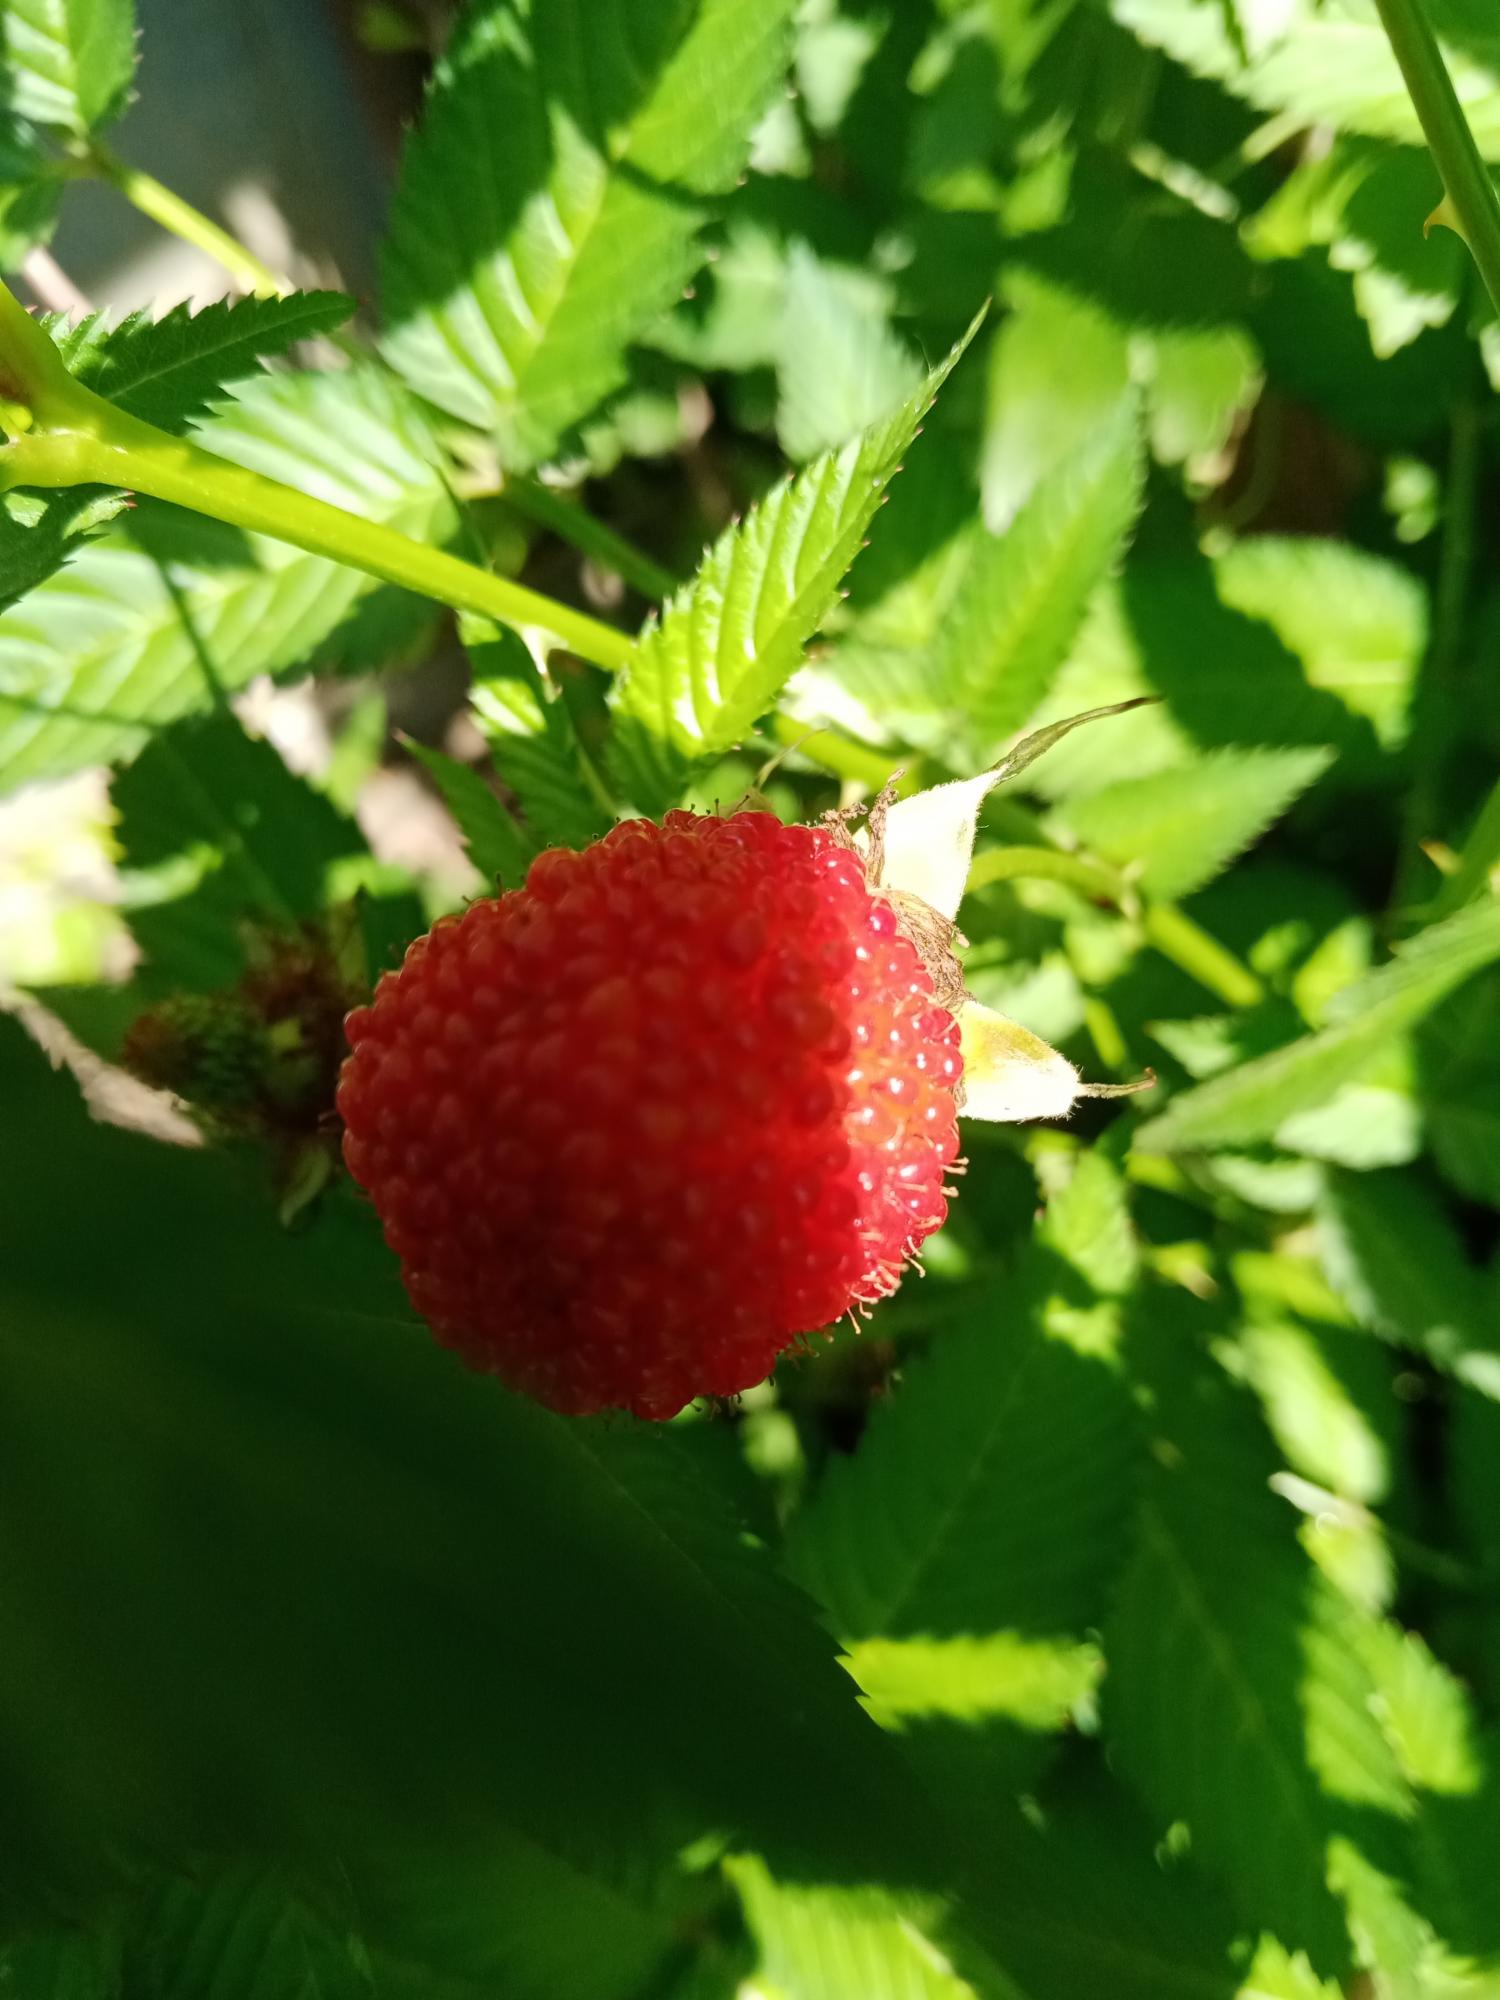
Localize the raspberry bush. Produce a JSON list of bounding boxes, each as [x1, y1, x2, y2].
[[4, 0, 1500, 1995]]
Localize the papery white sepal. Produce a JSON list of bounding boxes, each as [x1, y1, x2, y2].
[[956, 1001, 1083, 1123], [955, 1001, 1156, 1122], [863, 771, 996, 923], [869, 699, 1155, 918]]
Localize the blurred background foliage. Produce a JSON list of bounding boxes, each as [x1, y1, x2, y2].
[[2, 0, 1500, 1995]]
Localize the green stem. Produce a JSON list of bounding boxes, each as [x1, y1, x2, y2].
[[503, 477, 677, 601], [0, 354, 636, 670], [965, 843, 1121, 901], [1396, 390, 1482, 915], [1141, 901, 1264, 1009], [1371, 0, 1500, 316], [1083, 995, 1129, 1072], [1433, 775, 1500, 916], [966, 841, 1265, 1009], [0, 278, 89, 418], [88, 146, 288, 298], [768, 713, 912, 792]]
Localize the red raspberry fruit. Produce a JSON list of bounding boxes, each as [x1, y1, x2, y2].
[[337, 811, 963, 1419]]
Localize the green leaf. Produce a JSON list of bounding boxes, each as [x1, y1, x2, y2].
[[405, 737, 529, 889], [1111, 0, 1500, 158], [1419, 978, 1500, 1206], [1014, 149, 1255, 334], [1142, 324, 1261, 471], [787, 1157, 1139, 1814], [1103, 1355, 1406, 1968], [0, 482, 130, 620], [1237, 1319, 1393, 1507], [969, 1761, 1244, 2000], [465, 620, 610, 853], [1273, 1049, 1423, 1171], [1239, 1938, 1343, 2000], [45, 290, 357, 433], [1246, 139, 1464, 359], [0, 122, 65, 265], [652, 216, 789, 374], [1056, 747, 1334, 901], [354, 1818, 727, 2000], [1354, 1624, 1481, 1798], [381, 0, 796, 467], [843, 1633, 1101, 1734], [0, 0, 136, 133], [936, 399, 1144, 758], [1316, 1168, 1499, 1392], [1134, 897, 1500, 1153], [728, 1856, 979, 2000], [0, 1923, 121, 1998], [775, 245, 923, 463], [1006, 548, 1406, 811], [111, 710, 376, 994], [1214, 538, 1426, 753], [607, 318, 979, 811], [981, 272, 1131, 531], [1405, 1724, 1500, 1976], [0, 1014, 951, 1916], [0, 369, 455, 791], [123, 1862, 374, 2000], [788, 1157, 1140, 1644]]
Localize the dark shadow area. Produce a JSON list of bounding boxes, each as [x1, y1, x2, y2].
[[1121, 552, 1387, 770], [0, 1015, 960, 1938]]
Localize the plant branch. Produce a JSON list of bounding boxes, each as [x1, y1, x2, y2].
[[86, 146, 289, 298], [1372, 0, 1500, 316], [966, 842, 1265, 1009], [0, 414, 637, 667], [0, 276, 636, 670], [20, 245, 91, 317]]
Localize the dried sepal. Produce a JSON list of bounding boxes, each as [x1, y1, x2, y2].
[[855, 700, 1158, 1123]]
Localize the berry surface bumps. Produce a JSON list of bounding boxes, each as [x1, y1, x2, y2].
[[338, 811, 963, 1418]]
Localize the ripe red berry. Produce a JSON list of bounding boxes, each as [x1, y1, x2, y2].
[[337, 810, 963, 1419]]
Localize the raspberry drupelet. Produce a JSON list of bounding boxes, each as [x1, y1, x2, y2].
[[337, 811, 963, 1419]]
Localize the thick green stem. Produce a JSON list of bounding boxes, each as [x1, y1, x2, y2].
[[0, 392, 636, 669], [0, 279, 90, 419], [1372, 0, 1500, 316], [88, 146, 288, 298]]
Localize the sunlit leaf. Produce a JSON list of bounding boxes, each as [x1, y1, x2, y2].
[[1135, 899, 1500, 1153], [1112, 0, 1500, 157], [607, 317, 978, 811], [775, 245, 923, 463], [0, 370, 455, 791], [1, 0, 136, 133], [1056, 746, 1333, 901], [381, 0, 796, 466]]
